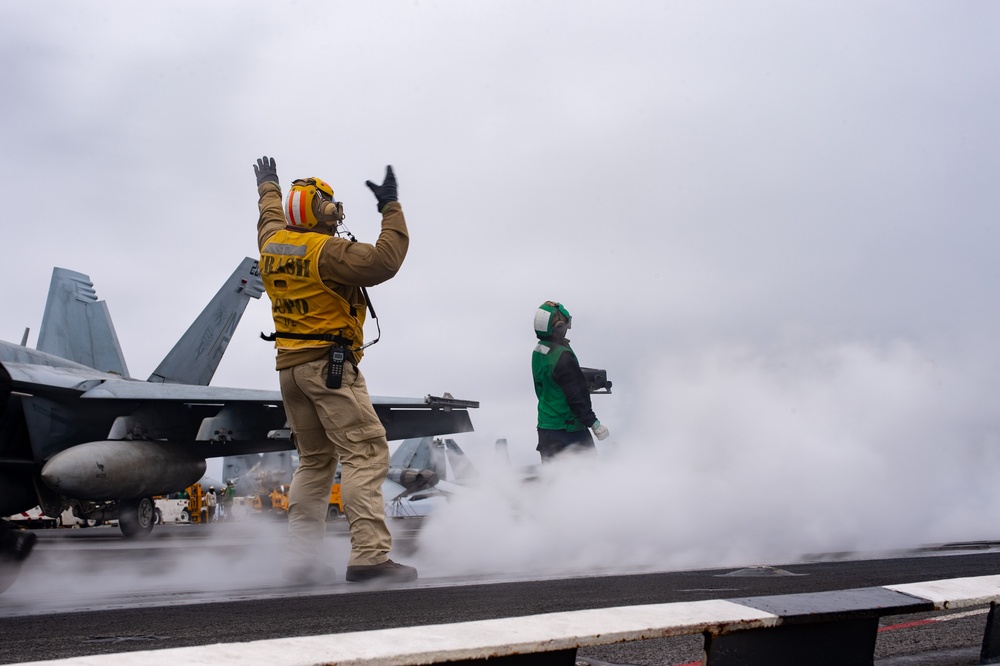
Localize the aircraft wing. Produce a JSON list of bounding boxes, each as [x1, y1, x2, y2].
[[77, 381, 478, 445], [77, 378, 282, 402], [8, 369, 476, 461], [256, 395, 479, 453]]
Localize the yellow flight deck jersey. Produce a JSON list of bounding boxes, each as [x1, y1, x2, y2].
[[255, 180, 409, 372], [260, 229, 366, 355], [260, 229, 365, 349]]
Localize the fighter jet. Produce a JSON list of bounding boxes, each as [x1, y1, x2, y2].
[[221, 435, 480, 520], [383, 436, 481, 517], [0, 259, 477, 538]]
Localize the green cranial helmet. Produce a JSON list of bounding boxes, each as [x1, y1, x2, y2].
[[534, 301, 572, 338]]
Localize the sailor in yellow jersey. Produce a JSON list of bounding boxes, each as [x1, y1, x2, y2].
[[253, 155, 415, 584]]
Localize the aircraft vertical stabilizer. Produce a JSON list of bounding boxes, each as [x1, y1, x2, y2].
[[37, 268, 130, 378], [494, 438, 510, 466], [222, 453, 262, 487], [148, 257, 264, 386], [445, 439, 478, 481]]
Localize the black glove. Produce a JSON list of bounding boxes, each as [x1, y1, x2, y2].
[[365, 165, 398, 212], [254, 156, 279, 187]]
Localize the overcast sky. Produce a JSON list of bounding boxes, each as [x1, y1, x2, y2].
[[3, 2, 1000, 574]]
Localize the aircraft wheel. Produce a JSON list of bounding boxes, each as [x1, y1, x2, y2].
[[119, 498, 155, 538]]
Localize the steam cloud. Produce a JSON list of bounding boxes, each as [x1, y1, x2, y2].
[[413, 337, 1000, 578], [6, 336, 1000, 613]]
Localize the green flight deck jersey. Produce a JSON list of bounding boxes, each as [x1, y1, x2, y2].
[[533, 340, 588, 432]]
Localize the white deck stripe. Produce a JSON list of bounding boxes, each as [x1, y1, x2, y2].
[[886, 574, 1000, 609], [934, 607, 991, 621], [16, 600, 777, 666], [18, 575, 1000, 666]]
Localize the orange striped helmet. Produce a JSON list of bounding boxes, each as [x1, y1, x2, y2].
[[285, 178, 337, 228]]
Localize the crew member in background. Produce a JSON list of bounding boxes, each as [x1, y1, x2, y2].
[[205, 486, 218, 523], [255, 472, 272, 516], [532, 301, 610, 462], [221, 480, 235, 522], [0, 521, 36, 595], [253, 155, 415, 584]]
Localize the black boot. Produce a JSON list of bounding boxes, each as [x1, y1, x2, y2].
[[346, 559, 417, 583]]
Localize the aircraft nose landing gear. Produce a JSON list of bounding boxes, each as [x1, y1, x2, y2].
[[118, 497, 155, 538]]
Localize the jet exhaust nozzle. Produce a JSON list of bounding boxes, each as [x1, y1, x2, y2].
[[41, 440, 206, 500], [387, 467, 439, 491]]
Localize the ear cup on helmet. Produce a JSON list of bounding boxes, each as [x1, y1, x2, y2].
[[316, 199, 344, 223]]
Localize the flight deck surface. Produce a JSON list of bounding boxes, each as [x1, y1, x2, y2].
[[2, 523, 1000, 665]]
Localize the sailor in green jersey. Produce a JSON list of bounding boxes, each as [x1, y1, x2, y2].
[[532, 301, 609, 461]]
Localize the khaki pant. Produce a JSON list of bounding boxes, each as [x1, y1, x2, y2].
[[279, 358, 391, 567]]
